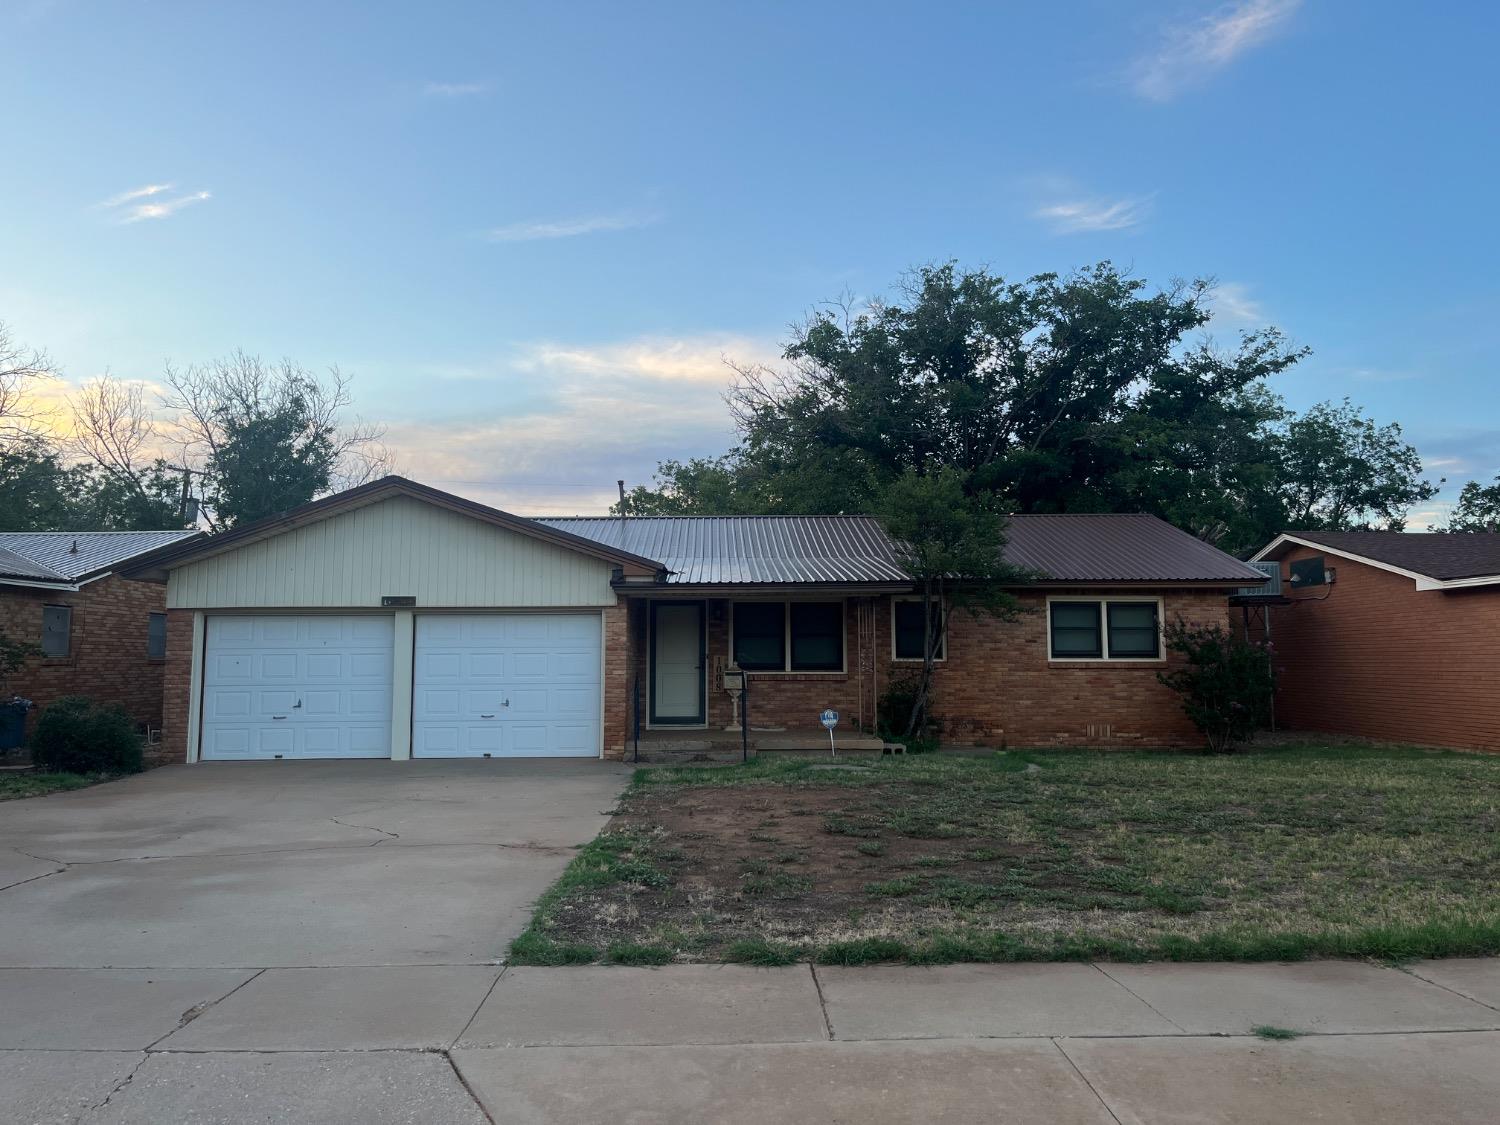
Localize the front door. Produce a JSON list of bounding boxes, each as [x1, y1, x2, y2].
[[651, 601, 704, 724]]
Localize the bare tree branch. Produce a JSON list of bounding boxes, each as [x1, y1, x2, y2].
[[0, 319, 58, 441]]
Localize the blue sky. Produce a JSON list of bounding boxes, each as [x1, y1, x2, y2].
[[3, 0, 1496, 519]]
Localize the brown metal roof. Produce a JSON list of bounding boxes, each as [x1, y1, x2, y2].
[[1261, 530, 1500, 582], [1001, 514, 1266, 583], [539, 512, 1264, 585]]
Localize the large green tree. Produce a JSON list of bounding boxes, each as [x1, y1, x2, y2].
[[619, 263, 1436, 554], [1440, 475, 1500, 532]]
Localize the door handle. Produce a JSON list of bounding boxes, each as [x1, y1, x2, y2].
[[480, 714, 495, 719], [272, 715, 287, 720]]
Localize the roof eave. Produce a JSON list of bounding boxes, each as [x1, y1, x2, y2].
[[119, 478, 665, 580]]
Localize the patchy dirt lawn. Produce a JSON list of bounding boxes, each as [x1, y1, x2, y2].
[[511, 745, 1500, 966]]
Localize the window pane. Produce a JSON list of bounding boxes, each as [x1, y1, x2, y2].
[[148, 612, 168, 658], [1107, 602, 1159, 658], [790, 602, 842, 670], [1050, 601, 1101, 658], [894, 600, 943, 660], [733, 603, 785, 670], [41, 605, 71, 658]]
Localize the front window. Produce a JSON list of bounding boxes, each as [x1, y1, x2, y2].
[[892, 599, 945, 661], [732, 601, 844, 672], [732, 602, 785, 670], [1048, 599, 1161, 661]]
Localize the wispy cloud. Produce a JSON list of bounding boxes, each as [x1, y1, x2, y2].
[[96, 184, 211, 224], [422, 80, 491, 97], [97, 183, 175, 209], [1132, 0, 1300, 102], [119, 191, 211, 224], [484, 212, 660, 242], [383, 334, 774, 514], [1209, 282, 1264, 327], [1034, 194, 1152, 234]]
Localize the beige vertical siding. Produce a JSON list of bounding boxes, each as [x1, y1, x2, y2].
[[167, 495, 618, 609]]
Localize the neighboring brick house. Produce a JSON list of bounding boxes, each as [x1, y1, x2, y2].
[[120, 477, 1264, 765], [0, 532, 201, 745], [1251, 531, 1500, 752]]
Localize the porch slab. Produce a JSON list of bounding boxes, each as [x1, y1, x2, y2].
[[816, 963, 1182, 1039], [1100, 960, 1500, 1034], [157, 966, 501, 1050], [1060, 1031, 1500, 1125], [452, 1039, 1117, 1125], [458, 964, 828, 1047], [0, 967, 256, 1049]]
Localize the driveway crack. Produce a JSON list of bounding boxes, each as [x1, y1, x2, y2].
[[329, 816, 401, 840]]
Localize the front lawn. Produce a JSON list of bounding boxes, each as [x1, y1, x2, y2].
[[0, 771, 114, 801], [511, 744, 1500, 966]]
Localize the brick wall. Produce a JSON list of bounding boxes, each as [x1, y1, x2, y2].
[[1268, 545, 1500, 751], [601, 600, 630, 760], [623, 589, 1229, 750], [158, 609, 195, 765], [1, 575, 172, 741], [915, 588, 1228, 748]]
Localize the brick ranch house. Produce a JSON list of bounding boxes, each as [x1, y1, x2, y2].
[[120, 476, 1266, 764], [0, 531, 201, 745], [1252, 530, 1500, 752]]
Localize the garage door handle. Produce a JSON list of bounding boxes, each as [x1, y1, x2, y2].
[[480, 714, 495, 719], [272, 715, 287, 720]]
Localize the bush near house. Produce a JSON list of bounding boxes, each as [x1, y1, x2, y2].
[[29, 696, 144, 776], [1157, 620, 1275, 752]]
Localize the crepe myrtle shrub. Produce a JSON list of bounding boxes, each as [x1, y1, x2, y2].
[[1156, 620, 1274, 752], [29, 696, 144, 775]]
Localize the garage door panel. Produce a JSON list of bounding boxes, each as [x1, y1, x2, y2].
[[412, 614, 600, 758], [201, 615, 394, 761]]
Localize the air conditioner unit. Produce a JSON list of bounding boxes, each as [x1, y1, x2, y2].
[[1235, 560, 1282, 598]]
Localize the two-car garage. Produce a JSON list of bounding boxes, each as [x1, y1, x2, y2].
[[132, 478, 661, 764], [199, 612, 603, 760]]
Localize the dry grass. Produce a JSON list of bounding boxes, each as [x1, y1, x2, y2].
[[510, 743, 1500, 965]]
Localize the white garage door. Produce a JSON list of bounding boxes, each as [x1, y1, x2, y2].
[[201, 615, 394, 760], [413, 614, 601, 758]]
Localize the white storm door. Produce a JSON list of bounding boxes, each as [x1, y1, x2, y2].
[[200, 615, 394, 760], [412, 613, 601, 758], [651, 602, 704, 723]]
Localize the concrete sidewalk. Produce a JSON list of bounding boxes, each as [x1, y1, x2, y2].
[[4, 958, 1498, 1123]]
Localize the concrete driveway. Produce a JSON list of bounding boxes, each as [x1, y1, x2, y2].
[[0, 760, 631, 967], [4, 762, 1500, 1123]]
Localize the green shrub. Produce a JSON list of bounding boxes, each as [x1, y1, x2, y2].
[[29, 697, 144, 775], [1157, 620, 1274, 752]]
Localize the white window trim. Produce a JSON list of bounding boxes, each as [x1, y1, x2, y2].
[[890, 595, 946, 662], [729, 598, 848, 675], [1046, 595, 1166, 663]]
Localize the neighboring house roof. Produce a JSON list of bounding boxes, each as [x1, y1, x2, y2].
[[1253, 530, 1500, 591], [539, 511, 1266, 586], [119, 476, 667, 582], [0, 530, 201, 590]]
